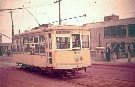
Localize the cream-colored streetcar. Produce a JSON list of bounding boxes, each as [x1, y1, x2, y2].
[[13, 25, 91, 77]]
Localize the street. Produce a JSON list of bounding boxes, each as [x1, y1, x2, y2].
[[0, 56, 135, 87]]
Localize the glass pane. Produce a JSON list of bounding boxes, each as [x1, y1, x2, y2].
[[27, 37, 33, 43], [39, 35, 44, 42], [40, 44, 45, 53], [56, 37, 70, 49], [35, 44, 39, 53], [17, 45, 21, 52], [34, 37, 38, 43], [13, 45, 16, 52], [128, 24, 135, 37], [23, 38, 26, 44], [16, 39, 19, 44], [82, 35, 89, 48], [25, 44, 31, 53], [72, 34, 80, 48]]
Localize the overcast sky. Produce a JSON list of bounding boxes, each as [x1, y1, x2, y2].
[[0, 0, 135, 43]]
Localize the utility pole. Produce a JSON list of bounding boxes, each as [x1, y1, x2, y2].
[[54, 0, 62, 25], [9, 11, 14, 43]]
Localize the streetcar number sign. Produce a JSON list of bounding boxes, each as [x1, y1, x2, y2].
[[56, 31, 70, 34]]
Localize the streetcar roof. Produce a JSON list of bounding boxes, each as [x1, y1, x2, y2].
[[13, 28, 44, 39], [13, 25, 89, 39], [46, 25, 89, 30]]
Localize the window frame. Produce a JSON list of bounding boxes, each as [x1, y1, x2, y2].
[[104, 25, 126, 38], [55, 35, 71, 50], [55, 34, 90, 50]]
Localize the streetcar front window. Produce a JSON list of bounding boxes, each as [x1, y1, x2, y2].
[[56, 37, 70, 49], [72, 34, 80, 48]]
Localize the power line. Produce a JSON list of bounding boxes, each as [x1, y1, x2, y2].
[[51, 14, 86, 24], [22, 1, 54, 9], [0, 33, 12, 40], [23, 5, 40, 26]]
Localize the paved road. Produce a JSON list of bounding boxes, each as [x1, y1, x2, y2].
[[0, 56, 16, 67], [1, 56, 135, 87]]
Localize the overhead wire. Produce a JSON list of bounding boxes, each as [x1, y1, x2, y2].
[[0, 0, 135, 27]]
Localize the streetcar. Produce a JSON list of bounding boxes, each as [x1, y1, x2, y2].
[[12, 25, 91, 77]]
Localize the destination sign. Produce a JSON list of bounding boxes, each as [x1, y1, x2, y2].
[[56, 31, 70, 34]]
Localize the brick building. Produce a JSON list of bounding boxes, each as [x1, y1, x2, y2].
[[84, 15, 135, 58]]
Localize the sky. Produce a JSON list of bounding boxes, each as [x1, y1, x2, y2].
[[0, 0, 135, 43]]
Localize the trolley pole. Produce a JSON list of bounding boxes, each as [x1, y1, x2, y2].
[[54, 0, 62, 25], [9, 11, 14, 43]]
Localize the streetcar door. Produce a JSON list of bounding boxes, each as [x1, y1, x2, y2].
[[45, 33, 52, 67]]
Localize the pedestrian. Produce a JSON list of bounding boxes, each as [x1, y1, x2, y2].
[[0, 49, 2, 56], [106, 45, 111, 62], [2, 49, 5, 56], [7, 49, 10, 57]]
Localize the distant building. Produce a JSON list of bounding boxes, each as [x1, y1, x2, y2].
[[0, 34, 12, 54], [84, 15, 135, 58], [0, 43, 12, 51], [104, 14, 119, 21], [0, 34, 2, 43]]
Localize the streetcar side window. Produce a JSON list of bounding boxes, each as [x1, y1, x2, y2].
[[34, 36, 38, 43], [23, 38, 27, 44], [16, 39, 19, 44], [25, 44, 31, 53], [13, 35, 45, 54], [56, 37, 70, 49], [12, 45, 16, 53], [27, 37, 33, 43], [39, 44, 45, 53], [35, 44, 39, 53], [81, 35, 89, 48], [39, 35, 44, 42]]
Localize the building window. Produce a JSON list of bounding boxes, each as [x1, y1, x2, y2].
[[128, 24, 135, 37], [104, 25, 126, 38], [133, 42, 135, 53]]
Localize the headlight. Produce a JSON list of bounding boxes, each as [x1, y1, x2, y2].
[[75, 56, 79, 62]]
